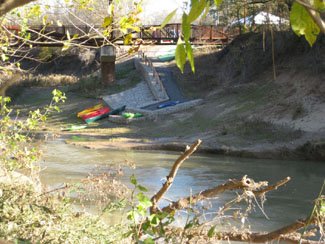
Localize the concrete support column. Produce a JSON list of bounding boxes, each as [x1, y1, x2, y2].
[[100, 45, 116, 86]]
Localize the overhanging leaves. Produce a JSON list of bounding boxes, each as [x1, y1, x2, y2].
[[175, 38, 187, 73], [314, 0, 325, 11], [160, 8, 177, 29], [186, 42, 195, 73], [182, 14, 191, 41], [102, 16, 113, 28], [290, 2, 320, 46], [214, 0, 223, 7], [187, 0, 207, 23]]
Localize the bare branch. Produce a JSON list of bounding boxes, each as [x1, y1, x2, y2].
[[254, 176, 291, 197], [150, 139, 202, 214], [161, 176, 269, 214]]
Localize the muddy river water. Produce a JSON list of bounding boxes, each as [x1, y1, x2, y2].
[[40, 140, 325, 233]]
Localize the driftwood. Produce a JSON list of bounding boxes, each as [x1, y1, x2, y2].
[[162, 176, 269, 214], [168, 217, 318, 243], [149, 140, 322, 243]]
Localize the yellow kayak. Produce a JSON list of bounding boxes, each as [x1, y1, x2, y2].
[[77, 103, 104, 118]]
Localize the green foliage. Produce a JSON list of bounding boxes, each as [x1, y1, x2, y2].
[[160, 9, 178, 28], [314, 0, 325, 11], [290, 2, 320, 46], [175, 38, 187, 73], [38, 47, 58, 61], [126, 175, 175, 242], [172, 0, 324, 72], [188, 0, 206, 23], [0, 91, 128, 243], [0, 183, 121, 243], [214, 0, 222, 6], [0, 90, 66, 172]]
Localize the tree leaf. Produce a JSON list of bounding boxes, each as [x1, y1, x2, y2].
[[108, 3, 114, 15], [66, 30, 71, 40], [62, 42, 70, 51], [175, 38, 187, 73], [1, 54, 8, 62], [124, 34, 133, 45], [182, 14, 191, 41], [43, 16, 48, 25], [160, 9, 177, 29], [130, 174, 137, 185], [186, 41, 195, 73], [290, 2, 320, 46], [314, 0, 325, 11], [207, 225, 216, 238], [143, 238, 155, 244], [137, 184, 148, 192], [29, 5, 41, 18], [214, 0, 223, 7], [201, 1, 211, 20], [187, 0, 207, 23], [102, 16, 113, 28], [136, 192, 152, 208]]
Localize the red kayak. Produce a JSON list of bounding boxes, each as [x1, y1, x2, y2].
[[81, 107, 110, 120]]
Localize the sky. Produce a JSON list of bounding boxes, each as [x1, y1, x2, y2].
[[142, 0, 185, 12], [140, 0, 187, 24]]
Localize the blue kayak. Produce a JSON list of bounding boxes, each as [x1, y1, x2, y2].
[[157, 101, 180, 109]]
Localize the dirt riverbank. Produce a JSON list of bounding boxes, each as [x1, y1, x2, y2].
[[8, 31, 325, 161]]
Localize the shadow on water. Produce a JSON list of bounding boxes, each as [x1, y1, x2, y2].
[[40, 140, 325, 232]]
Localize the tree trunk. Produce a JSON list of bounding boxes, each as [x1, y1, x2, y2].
[[0, 0, 35, 16]]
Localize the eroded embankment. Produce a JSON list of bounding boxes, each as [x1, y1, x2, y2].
[[8, 32, 325, 161]]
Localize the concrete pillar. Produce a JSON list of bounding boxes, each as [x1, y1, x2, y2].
[[100, 45, 116, 86]]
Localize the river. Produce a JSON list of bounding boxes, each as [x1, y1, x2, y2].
[[40, 140, 325, 233]]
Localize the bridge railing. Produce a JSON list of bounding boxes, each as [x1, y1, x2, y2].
[[6, 23, 232, 46]]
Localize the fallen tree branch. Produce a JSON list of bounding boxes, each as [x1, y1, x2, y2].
[[168, 217, 318, 243], [150, 139, 202, 214], [145, 140, 321, 243], [161, 176, 269, 214], [249, 218, 310, 242], [216, 176, 291, 217], [254, 176, 291, 197]]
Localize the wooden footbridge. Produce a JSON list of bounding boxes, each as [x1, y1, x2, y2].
[[6, 23, 231, 47]]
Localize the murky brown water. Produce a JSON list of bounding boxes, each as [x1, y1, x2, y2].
[[40, 140, 325, 233]]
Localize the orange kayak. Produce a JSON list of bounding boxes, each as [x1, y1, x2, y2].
[[77, 103, 104, 118]]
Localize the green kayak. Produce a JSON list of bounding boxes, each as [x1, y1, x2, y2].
[[61, 125, 87, 131], [122, 112, 143, 119], [158, 52, 175, 62], [109, 105, 126, 115]]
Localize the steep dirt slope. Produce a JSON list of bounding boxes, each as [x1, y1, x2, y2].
[[173, 31, 324, 97], [151, 31, 325, 160]]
